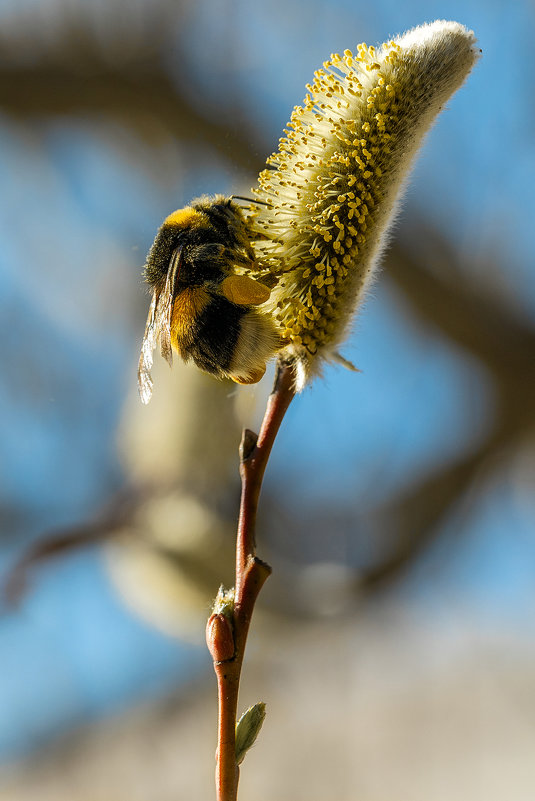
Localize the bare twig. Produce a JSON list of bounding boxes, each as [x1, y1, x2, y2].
[[206, 362, 296, 801]]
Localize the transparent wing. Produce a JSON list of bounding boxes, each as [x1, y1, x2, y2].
[[137, 247, 183, 404], [137, 290, 160, 405], [156, 247, 182, 366]]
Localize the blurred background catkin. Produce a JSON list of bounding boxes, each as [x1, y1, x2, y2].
[[0, 2, 534, 800]]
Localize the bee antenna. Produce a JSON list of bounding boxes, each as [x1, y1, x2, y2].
[[231, 195, 270, 207]]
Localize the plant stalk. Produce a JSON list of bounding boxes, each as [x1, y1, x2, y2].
[[210, 362, 296, 801]]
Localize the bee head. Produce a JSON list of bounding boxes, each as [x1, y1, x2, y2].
[[143, 197, 254, 290]]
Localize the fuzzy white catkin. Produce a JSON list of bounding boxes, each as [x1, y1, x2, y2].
[[249, 20, 480, 389]]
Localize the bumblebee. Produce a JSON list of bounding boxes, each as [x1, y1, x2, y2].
[[138, 195, 280, 404]]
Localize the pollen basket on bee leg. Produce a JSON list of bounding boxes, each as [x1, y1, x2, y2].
[[220, 275, 271, 306]]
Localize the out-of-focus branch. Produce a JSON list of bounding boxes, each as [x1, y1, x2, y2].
[[359, 446, 493, 591], [389, 227, 535, 449], [0, 64, 265, 173], [3, 488, 137, 604], [390, 229, 535, 384], [358, 233, 535, 590]]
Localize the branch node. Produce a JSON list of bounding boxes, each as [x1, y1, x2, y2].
[[251, 556, 272, 579], [240, 429, 258, 462]]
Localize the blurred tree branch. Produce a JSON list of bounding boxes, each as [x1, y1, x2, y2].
[[0, 5, 266, 173], [390, 226, 535, 447], [360, 228, 535, 590], [0, 63, 263, 171]]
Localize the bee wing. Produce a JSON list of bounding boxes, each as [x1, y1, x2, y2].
[[137, 247, 183, 405], [137, 290, 160, 404], [156, 279, 174, 369], [156, 247, 182, 366]]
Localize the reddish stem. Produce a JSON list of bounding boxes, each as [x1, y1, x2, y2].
[[235, 363, 296, 599], [210, 362, 296, 801]]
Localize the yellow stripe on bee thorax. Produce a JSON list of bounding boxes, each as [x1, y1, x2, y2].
[[170, 287, 210, 348], [164, 207, 206, 228]]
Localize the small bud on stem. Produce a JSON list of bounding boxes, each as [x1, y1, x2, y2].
[[206, 614, 236, 663]]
